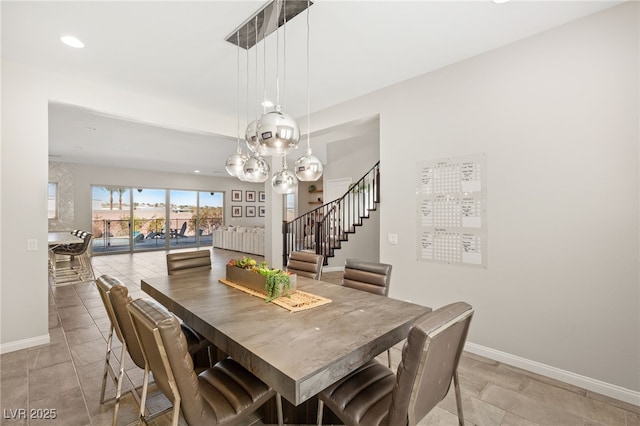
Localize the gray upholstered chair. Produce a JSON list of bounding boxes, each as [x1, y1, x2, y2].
[[127, 297, 283, 426], [286, 251, 324, 280], [97, 275, 213, 426], [167, 249, 211, 275], [342, 258, 393, 366], [342, 258, 392, 296], [317, 302, 473, 426]]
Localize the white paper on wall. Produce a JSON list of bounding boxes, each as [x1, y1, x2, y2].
[[416, 153, 487, 267]]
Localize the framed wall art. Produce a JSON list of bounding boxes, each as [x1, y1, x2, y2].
[[259, 206, 266, 217], [259, 191, 266, 202], [246, 190, 256, 202], [246, 206, 256, 217], [231, 190, 242, 202], [232, 205, 242, 217]]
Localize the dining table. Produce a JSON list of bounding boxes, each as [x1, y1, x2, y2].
[[47, 231, 83, 275], [141, 268, 432, 422], [48, 231, 83, 248]]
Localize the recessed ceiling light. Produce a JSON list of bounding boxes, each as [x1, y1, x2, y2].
[[60, 35, 84, 48], [194, 170, 201, 174], [492, 0, 511, 3], [262, 100, 274, 108]]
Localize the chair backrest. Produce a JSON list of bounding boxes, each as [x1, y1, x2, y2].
[[342, 259, 392, 296], [387, 302, 473, 426], [286, 251, 323, 280], [178, 222, 187, 235], [54, 231, 92, 255], [96, 275, 146, 369], [167, 249, 211, 275], [127, 297, 206, 425]]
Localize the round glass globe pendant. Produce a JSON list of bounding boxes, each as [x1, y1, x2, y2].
[[256, 107, 300, 156], [245, 119, 262, 153], [243, 155, 270, 183], [272, 166, 298, 194], [294, 148, 323, 181], [225, 148, 249, 177]]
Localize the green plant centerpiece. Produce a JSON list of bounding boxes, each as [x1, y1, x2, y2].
[[226, 257, 296, 302]]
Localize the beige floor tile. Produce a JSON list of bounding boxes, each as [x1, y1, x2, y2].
[[438, 389, 506, 426], [419, 405, 476, 425], [64, 324, 105, 347], [0, 374, 29, 417], [481, 384, 585, 425], [500, 412, 540, 426], [459, 353, 525, 393], [627, 410, 640, 426], [30, 387, 90, 426], [27, 341, 72, 370], [28, 360, 81, 401], [59, 311, 97, 331]]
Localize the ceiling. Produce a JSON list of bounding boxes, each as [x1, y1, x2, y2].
[[2, 0, 623, 176]]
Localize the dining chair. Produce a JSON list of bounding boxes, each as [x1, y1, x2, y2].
[[127, 297, 284, 426], [317, 302, 474, 426], [97, 275, 214, 426], [53, 231, 94, 284], [286, 251, 324, 280], [342, 258, 393, 366], [166, 249, 211, 275]]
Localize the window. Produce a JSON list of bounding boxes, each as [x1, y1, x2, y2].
[[48, 182, 58, 219]]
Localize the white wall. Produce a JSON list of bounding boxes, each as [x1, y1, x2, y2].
[[310, 3, 639, 399]]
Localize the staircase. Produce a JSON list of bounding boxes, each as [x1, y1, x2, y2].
[[283, 162, 380, 266]]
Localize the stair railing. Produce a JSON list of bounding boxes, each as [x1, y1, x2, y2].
[[282, 161, 380, 265]]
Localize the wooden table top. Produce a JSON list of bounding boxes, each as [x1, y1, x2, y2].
[[141, 270, 431, 406]]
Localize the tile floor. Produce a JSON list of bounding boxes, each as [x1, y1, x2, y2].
[[1, 248, 638, 425]]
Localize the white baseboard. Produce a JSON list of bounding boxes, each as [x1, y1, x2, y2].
[[465, 342, 640, 406], [0, 334, 50, 354]]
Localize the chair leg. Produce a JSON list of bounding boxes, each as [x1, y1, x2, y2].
[[100, 327, 115, 404], [276, 393, 283, 426], [387, 349, 392, 368], [138, 366, 150, 426], [453, 369, 465, 426], [317, 399, 324, 426], [112, 343, 128, 426]]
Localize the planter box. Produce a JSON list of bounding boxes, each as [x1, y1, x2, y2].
[[226, 265, 297, 297]]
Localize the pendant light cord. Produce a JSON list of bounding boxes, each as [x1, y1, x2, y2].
[[263, 16, 267, 114], [236, 31, 241, 151], [306, 0, 311, 151], [275, 0, 280, 108], [283, 0, 287, 112]]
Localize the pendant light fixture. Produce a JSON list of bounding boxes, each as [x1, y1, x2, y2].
[[225, 0, 313, 192], [294, 0, 323, 182], [225, 32, 249, 178]]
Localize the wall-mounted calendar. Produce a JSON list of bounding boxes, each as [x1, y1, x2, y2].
[[416, 153, 487, 267]]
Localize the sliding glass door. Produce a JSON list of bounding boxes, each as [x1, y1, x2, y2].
[[133, 188, 167, 251], [91, 186, 131, 253], [169, 190, 196, 248], [92, 185, 224, 254]]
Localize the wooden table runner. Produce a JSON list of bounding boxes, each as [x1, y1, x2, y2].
[[219, 278, 332, 312]]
